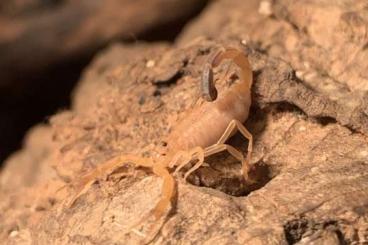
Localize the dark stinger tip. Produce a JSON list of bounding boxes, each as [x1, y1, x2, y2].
[[201, 62, 218, 102]]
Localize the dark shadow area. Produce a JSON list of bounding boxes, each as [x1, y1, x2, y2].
[[283, 218, 346, 245], [0, 56, 89, 164], [186, 146, 272, 197], [284, 217, 310, 244], [0, 0, 210, 165]]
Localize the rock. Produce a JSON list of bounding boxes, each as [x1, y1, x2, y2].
[[1, 1, 368, 244]]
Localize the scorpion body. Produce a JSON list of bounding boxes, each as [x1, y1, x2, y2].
[[66, 48, 254, 242]]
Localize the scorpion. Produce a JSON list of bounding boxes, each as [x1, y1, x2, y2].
[[66, 47, 254, 242]]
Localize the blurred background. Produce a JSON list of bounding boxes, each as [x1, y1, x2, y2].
[[0, 0, 210, 165]]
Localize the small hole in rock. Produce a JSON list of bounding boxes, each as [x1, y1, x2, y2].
[[153, 90, 161, 97], [183, 133, 272, 197], [284, 218, 310, 244], [315, 116, 337, 126]]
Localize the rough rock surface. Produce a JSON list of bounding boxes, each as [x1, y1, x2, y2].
[[1, 0, 368, 244]]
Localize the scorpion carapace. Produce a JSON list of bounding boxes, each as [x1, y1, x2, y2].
[[66, 47, 254, 243]]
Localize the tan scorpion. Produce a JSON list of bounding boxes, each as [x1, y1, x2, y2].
[[66, 47, 254, 242]]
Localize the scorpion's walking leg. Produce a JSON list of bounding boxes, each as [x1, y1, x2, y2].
[[173, 147, 205, 180], [178, 120, 253, 181], [215, 119, 253, 179], [204, 144, 244, 161], [171, 120, 253, 181], [183, 147, 205, 180]]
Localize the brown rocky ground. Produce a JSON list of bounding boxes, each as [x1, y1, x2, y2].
[[1, 0, 368, 244]]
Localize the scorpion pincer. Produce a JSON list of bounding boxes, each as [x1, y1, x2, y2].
[[66, 47, 254, 241]]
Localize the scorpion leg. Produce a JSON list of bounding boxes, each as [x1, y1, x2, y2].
[[171, 119, 254, 181], [176, 120, 253, 181], [204, 143, 253, 180], [215, 119, 253, 180], [170, 150, 192, 170], [204, 143, 244, 161], [173, 147, 204, 179], [182, 147, 205, 180], [172, 143, 248, 180]]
